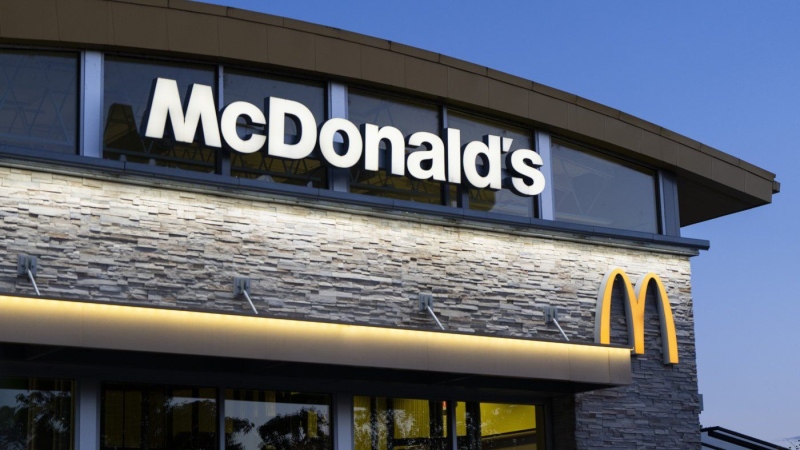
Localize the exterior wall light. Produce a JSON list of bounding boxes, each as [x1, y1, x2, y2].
[[234, 277, 258, 315], [544, 306, 569, 341], [17, 255, 40, 296], [418, 293, 446, 330]]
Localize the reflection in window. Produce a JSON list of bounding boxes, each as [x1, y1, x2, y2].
[[455, 402, 541, 450], [354, 397, 447, 450], [446, 113, 535, 217], [0, 51, 78, 154], [100, 383, 217, 450], [225, 389, 331, 450], [103, 57, 217, 173], [551, 142, 658, 233], [0, 377, 74, 450], [224, 70, 327, 187], [348, 91, 443, 204]]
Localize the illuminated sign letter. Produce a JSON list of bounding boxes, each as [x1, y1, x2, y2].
[[267, 97, 317, 160], [594, 268, 679, 364], [508, 149, 546, 196], [363, 124, 406, 175], [319, 118, 363, 169], [407, 132, 446, 182], [462, 137, 502, 190], [144, 78, 221, 147], [220, 101, 266, 154]]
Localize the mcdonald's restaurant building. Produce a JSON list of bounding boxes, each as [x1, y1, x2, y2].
[[0, 1, 780, 449]]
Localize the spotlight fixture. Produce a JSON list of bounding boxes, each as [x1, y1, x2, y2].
[[233, 277, 258, 315], [543, 306, 569, 341], [17, 255, 40, 296], [418, 293, 445, 330]]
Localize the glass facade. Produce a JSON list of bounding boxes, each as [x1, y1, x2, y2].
[[103, 56, 218, 173], [224, 70, 327, 187], [100, 383, 217, 450], [0, 46, 671, 237], [0, 378, 546, 450], [354, 397, 447, 450], [0, 50, 78, 154], [551, 142, 659, 233], [446, 112, 535, 217], [225, 389, 332, 450], [0, 377, 74, 450], [348, 90, 443, 204], [354, 397, 542, 450], [454, 402, 541, 450]]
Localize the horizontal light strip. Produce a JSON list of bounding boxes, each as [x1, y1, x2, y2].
[[0, 295, 630, 386]]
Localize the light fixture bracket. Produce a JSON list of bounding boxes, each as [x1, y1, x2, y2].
[[543, 305, 569, 341], [418, 293, 434, 312], [17, 255, 37, 278], [233, 277, 257, 315], [417, 293, 445, 330]]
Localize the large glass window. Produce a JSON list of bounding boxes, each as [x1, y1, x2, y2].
[[348, 90, 443, 204], [224, 70, 327, 187], [454, 402, 541, 450], [355, 397, 542, 450], [446, 113, 535, 217], [354, 397, 447, 450], [551, 141, 659, 233], [0, 377, 74, 450], [100, 383, 217, 450], [225, 389, 332, 450], [0, 50, 78, 154], [103, 56, 217, 173]]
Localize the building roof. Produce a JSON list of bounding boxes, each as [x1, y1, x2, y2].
[[0, 0, 779, 225]]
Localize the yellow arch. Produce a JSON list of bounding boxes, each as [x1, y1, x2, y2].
[[594, 268, 679, 365]]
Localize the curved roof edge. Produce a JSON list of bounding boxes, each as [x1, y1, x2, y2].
[[0, 0, 779, 225]]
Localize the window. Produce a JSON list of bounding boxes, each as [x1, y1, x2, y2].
[[100, 383, 217, 450], [103, 56, 217, 173], [0, 50, 78, 154], [551, 141, 659, 233], [355, 397, 447, 450], [446, 112, 536, 217], [224, 70, 327, 187], [0, 377, 74, 450], [348, 90, 443, 204], [354, 396, 543, 450], [225, 389, 332, 450], [454, 402, 541, 450]]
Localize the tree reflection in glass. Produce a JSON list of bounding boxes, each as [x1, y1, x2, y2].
[[0, 378, 73, 450], [225, 389, 332, 450], [100, 383, 217, 450], [354, 397, 448, 450]]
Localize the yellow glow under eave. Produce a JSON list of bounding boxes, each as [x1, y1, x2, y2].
[[0, 295, 631, 386]]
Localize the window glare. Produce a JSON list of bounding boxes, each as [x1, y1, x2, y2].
[[552, 142, 658, 233]]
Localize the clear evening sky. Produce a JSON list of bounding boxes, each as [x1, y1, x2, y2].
[[202, 0, 799, 444]]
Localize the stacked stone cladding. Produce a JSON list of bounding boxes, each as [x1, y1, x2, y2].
[[0, 165, 700, 448]]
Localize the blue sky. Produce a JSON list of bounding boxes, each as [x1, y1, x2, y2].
[[203, 0, 799, 444]]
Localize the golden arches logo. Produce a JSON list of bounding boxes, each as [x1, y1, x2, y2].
[[594, 268, 679, 365]]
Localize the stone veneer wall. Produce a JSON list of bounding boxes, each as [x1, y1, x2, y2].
[[0, 165, 701, 448]]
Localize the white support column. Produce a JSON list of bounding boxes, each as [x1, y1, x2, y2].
[[80, 51, 103, 158], [333, 392, 354, 450], [75, 379, 100, 450], [535, 130, 554, 220], [328, 82, 349, 192]]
